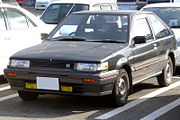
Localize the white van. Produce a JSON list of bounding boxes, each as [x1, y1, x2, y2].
[[40, 0, 118, 29]]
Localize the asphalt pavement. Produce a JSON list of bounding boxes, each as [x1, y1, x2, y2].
[[0, 77, 179, 120]]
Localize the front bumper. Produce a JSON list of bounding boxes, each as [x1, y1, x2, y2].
[[4, 68, 118, 96]]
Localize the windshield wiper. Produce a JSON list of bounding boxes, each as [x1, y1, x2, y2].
[[54, 36, 86, 41], [89, 39, 127, 43], [171, 25, 180, 28]]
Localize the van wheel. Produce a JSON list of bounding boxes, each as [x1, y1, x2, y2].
[[18, 91, 39, 101], [112, 69, 129, 107], [157, 57, 173, 87]]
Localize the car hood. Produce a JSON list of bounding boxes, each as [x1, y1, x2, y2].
[[44, 24, 56, 33], [11, 41, 128, 62], [172, 28, 180, 40]]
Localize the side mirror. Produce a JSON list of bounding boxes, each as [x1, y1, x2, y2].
[[133, 36, 146, 44], [41, 33, 49, 40]]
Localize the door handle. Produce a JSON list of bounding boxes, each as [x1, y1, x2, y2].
[[153, 44, 158, 49]]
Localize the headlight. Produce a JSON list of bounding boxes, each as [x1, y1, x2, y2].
[[75, 62, 108, 72], [10, 60, 30, 68]]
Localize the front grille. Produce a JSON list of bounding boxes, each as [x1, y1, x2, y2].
[[30, 60, 74, 70]]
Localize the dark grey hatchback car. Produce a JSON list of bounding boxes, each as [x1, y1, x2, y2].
[[4, 10, 177, 107]]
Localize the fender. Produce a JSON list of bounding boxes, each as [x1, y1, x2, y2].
[[115, 57, 128, 70], [166, 48, 175, 59]]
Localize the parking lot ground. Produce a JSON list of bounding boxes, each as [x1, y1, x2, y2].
[[0, 77, 179, 120]]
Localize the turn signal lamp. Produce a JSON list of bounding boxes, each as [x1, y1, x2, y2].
[[83, 78, 96, 83], [6, 72, 17, 77]]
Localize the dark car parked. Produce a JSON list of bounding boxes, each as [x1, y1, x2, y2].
[[4, 10, 176, 107]]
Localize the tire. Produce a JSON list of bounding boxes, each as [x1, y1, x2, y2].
[[18, 91, 39, 101], [157, 57, 173, 87], [112, 69, 129, 107]]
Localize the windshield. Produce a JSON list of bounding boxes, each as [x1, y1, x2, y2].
[[143, 7, 180, 28], [49, 14, 129, 42], [40, 4, 89, 24]]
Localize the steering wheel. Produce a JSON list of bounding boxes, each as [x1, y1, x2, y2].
[[69, 32, 76, 36]]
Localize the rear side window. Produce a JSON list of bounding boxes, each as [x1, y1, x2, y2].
[[93, 4, 101, 10], [148, 14, 171, 39], [101, 4, 112, 10], [132, 17, 153, 41], [0, 11, 6, 31], [6, 9, 35, 30]]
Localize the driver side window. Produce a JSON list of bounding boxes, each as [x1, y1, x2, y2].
[[132, 16, 154, 42]]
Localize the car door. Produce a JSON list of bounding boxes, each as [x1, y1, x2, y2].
[[0, 8, 10, 74], [0, 8, 41, 74], [147, 13, 175, 74], [4, 8, 41, 55], [130, 14, 158, 84]]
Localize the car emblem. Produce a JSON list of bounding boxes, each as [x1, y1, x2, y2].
[[66, 64, 71, 68], [49, 59, 53, 61]]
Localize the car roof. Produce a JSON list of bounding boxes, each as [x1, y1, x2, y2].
[[143, 3, 180, 8], [51, 0, 116, 4], [71, 10, 152, 16], [0, 3, 29, 12], [0, 3, 19, 8]]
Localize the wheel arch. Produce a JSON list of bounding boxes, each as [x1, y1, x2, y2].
[[168, 52, 175, 73], [115, 57, 132, 90], [121, 65, 132, 90]]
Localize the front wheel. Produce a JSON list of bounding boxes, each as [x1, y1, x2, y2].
[[112, 69, 129, 107], [157, 57, 173, 87], [18, 91, 39, 101]]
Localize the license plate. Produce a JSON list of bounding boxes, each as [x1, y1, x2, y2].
[[61, 86, 73, 92], [25, 83, 36, 89], [36, 77, 59, 90]]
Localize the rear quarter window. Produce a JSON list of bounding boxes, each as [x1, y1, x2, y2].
[[148, 14, 171, 39]]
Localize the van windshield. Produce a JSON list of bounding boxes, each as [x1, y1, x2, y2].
[[40, 4, 89, 24]]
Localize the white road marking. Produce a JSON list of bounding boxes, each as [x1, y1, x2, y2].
[[0, 93, 18, 102], [172, 76, 180, 79], [140, 98, 180, 120], [0, 86, 10, 92], [95, 81, 180, 120]]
